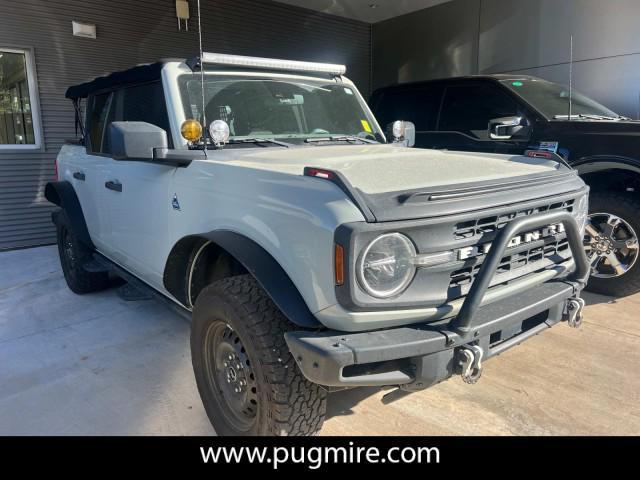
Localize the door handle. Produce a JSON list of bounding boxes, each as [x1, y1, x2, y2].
[[105, 180, 122, 192], [73, 171, 85, 181]]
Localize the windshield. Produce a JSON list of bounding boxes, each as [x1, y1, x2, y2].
[[179, 75, 383, 145], [500, 78, 621, 119]]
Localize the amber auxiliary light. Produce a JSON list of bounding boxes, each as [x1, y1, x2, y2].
[[181, 119, 203, 142]]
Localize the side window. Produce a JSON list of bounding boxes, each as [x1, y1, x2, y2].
[[0, 47, 42, 148], [87, 92, 114, 154], [373, 86, 443, 131], [438, 84, 521, 139], [118, 82, 172, 146]]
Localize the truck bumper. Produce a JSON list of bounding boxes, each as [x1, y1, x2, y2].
[[285, 280, 582, 389]]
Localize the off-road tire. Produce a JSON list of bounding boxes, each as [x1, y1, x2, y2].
[[586, 191, 640, 297], [191, 274, 327, 436], [55, 209, 110, 294]]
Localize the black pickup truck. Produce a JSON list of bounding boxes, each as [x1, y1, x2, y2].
[[370, 75, 640, 297]]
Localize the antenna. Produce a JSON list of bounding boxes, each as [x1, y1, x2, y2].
[[196, 0, 207, 153], [568, 34, 573, 120]]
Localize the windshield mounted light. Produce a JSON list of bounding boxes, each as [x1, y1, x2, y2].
[[200, 52, 347, 76], [181, 119, 202, 142], [209, 120, 230, 146]]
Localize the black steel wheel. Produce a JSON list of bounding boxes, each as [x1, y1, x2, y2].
[[203, 322, 259, 433], [55, 209, 110, 294], [191, 274, 327, 436]]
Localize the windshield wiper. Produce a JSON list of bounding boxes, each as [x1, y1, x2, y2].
[[305, 135, 378, 144], [228, 138, 291, 148], [553, 113, 622, 121]]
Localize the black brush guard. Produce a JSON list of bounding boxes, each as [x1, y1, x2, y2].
[[285, 211, 590, 388]]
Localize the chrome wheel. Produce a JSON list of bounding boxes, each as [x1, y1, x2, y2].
[[203, 322, 259, 432], [585, 213, 639, 278]]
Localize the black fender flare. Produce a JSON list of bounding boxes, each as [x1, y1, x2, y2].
[[170, 231, 321, 329], [573, 155, 640, 176], [44, 181, 95, 249]]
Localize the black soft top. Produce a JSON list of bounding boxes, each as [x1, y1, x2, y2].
[[65, 62, 165, 99]]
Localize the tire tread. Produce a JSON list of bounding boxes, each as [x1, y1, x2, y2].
[[55, 210, 110, 294], [193, 274, 327, 436]]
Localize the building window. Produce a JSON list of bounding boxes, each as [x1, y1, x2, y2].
[[0, 48, 42, 148]]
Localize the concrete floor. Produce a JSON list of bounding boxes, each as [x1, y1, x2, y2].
[[1, 245, 638, 435]]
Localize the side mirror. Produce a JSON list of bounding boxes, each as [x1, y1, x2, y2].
[[388, 120, 415, 147], [109, 121, 168, 160], [488, 116, 530, 140]]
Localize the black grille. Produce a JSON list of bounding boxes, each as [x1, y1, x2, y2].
[[453, 199, 575, 240], [450, 237, 571, 293]]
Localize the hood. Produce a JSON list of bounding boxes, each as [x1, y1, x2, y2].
[[220, 144, 584, 222], [223, 144, 562, 194]]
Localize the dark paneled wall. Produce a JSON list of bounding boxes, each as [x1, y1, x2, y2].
[[373, 0, 640, 118], [372, 0, 480, 90], [0, 0, 371, 249], [479, 0, 640, 119]]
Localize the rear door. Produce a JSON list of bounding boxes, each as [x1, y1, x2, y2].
[[70, 91, 116, 253]]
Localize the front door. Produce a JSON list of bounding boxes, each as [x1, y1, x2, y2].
[[429, 82, 531, 155], [89, 81, 177, 289], [101, 159, 175, 289]]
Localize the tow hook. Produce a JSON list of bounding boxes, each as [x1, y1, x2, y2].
[[458, 344, 484, 384], [565, 297, 586, 328]]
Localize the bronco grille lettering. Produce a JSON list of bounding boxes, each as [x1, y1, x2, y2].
[[458, 223, 565, 261]]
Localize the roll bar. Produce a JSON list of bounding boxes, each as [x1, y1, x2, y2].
[[453, 210, 590, 333]]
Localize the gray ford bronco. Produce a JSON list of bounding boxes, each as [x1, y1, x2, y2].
[[46, 53, 590, 436]]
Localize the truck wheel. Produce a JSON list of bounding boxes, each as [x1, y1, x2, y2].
[[55, 209, 110, 294], [584, 192, 640, 297], [191, 274, 327, 436]]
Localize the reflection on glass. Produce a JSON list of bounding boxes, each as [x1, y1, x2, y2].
[[178, 76, 383, 144], [0, 51, 35, 145]]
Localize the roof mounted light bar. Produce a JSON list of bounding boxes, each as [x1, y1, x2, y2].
[[194, 52, 346, 76]]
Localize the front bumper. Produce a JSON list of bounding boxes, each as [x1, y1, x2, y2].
[[286, 280, 580, 388], [286, 210, 590, 389]]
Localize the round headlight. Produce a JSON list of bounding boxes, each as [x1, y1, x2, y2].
[[357, 233, 416, 299], [209, 119, 230, 145]]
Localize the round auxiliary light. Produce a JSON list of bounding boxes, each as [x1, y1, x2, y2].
[[209, 119, 230, 146], [181, 119, 203, 142], [357, 233, 416, 299]]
